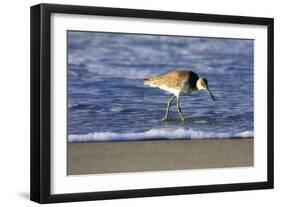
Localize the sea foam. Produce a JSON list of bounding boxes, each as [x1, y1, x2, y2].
[[68, 128, 254, 142]]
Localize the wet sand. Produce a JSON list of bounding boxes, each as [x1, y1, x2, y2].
[[67, 138, 253, 175]]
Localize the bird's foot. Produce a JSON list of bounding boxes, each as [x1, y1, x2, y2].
[[178, 114, 185, 121], [177, 109, 185, 121], [162, 117, 168, 121]]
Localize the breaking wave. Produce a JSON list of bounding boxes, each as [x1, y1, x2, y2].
[[68, 128, 254, 142], [68, 32, 253, 79]]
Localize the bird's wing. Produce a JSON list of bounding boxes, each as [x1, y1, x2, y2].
[[155, 71, 191, 88]]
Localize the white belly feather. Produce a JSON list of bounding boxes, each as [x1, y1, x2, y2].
[[158, 85, 180, 96], [146, 81, 195, 96]]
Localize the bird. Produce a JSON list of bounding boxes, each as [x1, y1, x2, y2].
[[144, 70, 215, 121]]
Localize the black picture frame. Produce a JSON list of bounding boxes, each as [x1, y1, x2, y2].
[[30, 3, 274, 204]]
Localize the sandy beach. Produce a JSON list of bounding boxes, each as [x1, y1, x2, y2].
[[67, 138, 253, 175]]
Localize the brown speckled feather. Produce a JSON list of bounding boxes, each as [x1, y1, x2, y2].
[[144, 70, 199, 91]]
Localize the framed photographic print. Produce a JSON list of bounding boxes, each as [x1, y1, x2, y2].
[[30, 3, 274, 203]]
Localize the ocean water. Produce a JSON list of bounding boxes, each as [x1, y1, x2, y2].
[[67, 31, 254, 142]]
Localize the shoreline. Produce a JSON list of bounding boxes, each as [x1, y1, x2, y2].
[[67, 138, 253, 175], [68, 136, 252, 143]]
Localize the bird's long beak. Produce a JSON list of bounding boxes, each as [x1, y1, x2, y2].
[[207, 88, 216, 101]]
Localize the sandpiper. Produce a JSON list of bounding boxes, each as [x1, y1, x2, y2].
[[144, 70, 215, 121]]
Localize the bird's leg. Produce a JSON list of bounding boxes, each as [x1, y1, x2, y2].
[[176, 96, 185, 121], [163, 95, 176, 121]]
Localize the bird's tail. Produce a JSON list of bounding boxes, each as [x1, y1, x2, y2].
[[144, 78, 157, 87]]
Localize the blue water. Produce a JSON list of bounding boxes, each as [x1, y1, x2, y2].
[[67, 31, 254, 142]]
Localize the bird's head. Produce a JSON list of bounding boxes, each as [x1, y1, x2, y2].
[[196, 78, 216, 101]]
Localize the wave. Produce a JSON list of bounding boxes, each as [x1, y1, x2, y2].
[[68, 32, 253, 80], [68, 128, 254, 142]]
